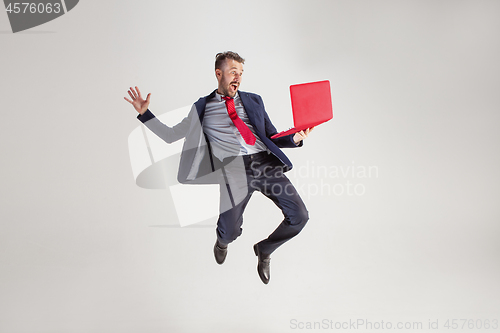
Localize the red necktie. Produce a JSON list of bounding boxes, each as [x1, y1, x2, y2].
[[222, 96, 256, 145]]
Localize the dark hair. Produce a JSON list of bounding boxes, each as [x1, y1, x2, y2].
[[215, 51, 245, 70]]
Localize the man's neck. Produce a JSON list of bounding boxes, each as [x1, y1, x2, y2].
[[216, 90, 238, 99]]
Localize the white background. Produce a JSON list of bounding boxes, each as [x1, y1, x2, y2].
[[1, 1, 499, 332]]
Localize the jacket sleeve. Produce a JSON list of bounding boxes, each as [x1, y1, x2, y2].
[[137, 109, 190, 144], [259, 96, 303, 149]]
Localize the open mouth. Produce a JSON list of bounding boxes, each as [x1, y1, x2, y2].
[[230, 83, 238, 91]]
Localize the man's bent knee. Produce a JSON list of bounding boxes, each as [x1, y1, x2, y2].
[[289, 206, 309, 226]]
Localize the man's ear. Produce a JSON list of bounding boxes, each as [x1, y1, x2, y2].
[[215, 68, 221, 79]]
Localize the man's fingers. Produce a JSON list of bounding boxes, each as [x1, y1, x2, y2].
[[146, 93, 151, 102], [124, 97, 133, 104], [294, 127, 314, 143], [136, 86, 142, 98], [130, 87, 137, 98], [127, 90, 135, 100]]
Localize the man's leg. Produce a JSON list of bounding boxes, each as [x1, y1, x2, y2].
[[255, 167, 309, 256], [216, 159, 255, 246], [216, 185, 253, 246], [247, 154, 308, 284], [214, 173, 254, 264]]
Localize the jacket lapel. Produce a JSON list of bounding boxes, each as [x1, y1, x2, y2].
[[196, 89, 217, 124], [239, 91, 263, 135]]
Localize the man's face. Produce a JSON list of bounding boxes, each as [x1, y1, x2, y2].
[[216, 59, 243, 98]]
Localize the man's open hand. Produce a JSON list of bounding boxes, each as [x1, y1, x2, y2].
[[124, 86, 151, 115], [293, 127, 314, 144]]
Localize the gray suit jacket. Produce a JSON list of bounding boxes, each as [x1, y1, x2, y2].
[[137, 89, 302, 184]]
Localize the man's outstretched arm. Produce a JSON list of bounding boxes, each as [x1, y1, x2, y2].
[[125, 86, 190, 144]]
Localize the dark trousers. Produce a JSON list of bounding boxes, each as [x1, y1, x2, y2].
[[216, 151, 309, 255]]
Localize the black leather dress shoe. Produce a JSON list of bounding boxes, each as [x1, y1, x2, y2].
[[253, 244, 271, 284], [214, 240, 227, 265]]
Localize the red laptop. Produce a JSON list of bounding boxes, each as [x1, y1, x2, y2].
[[271, 80, 333, 139]]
